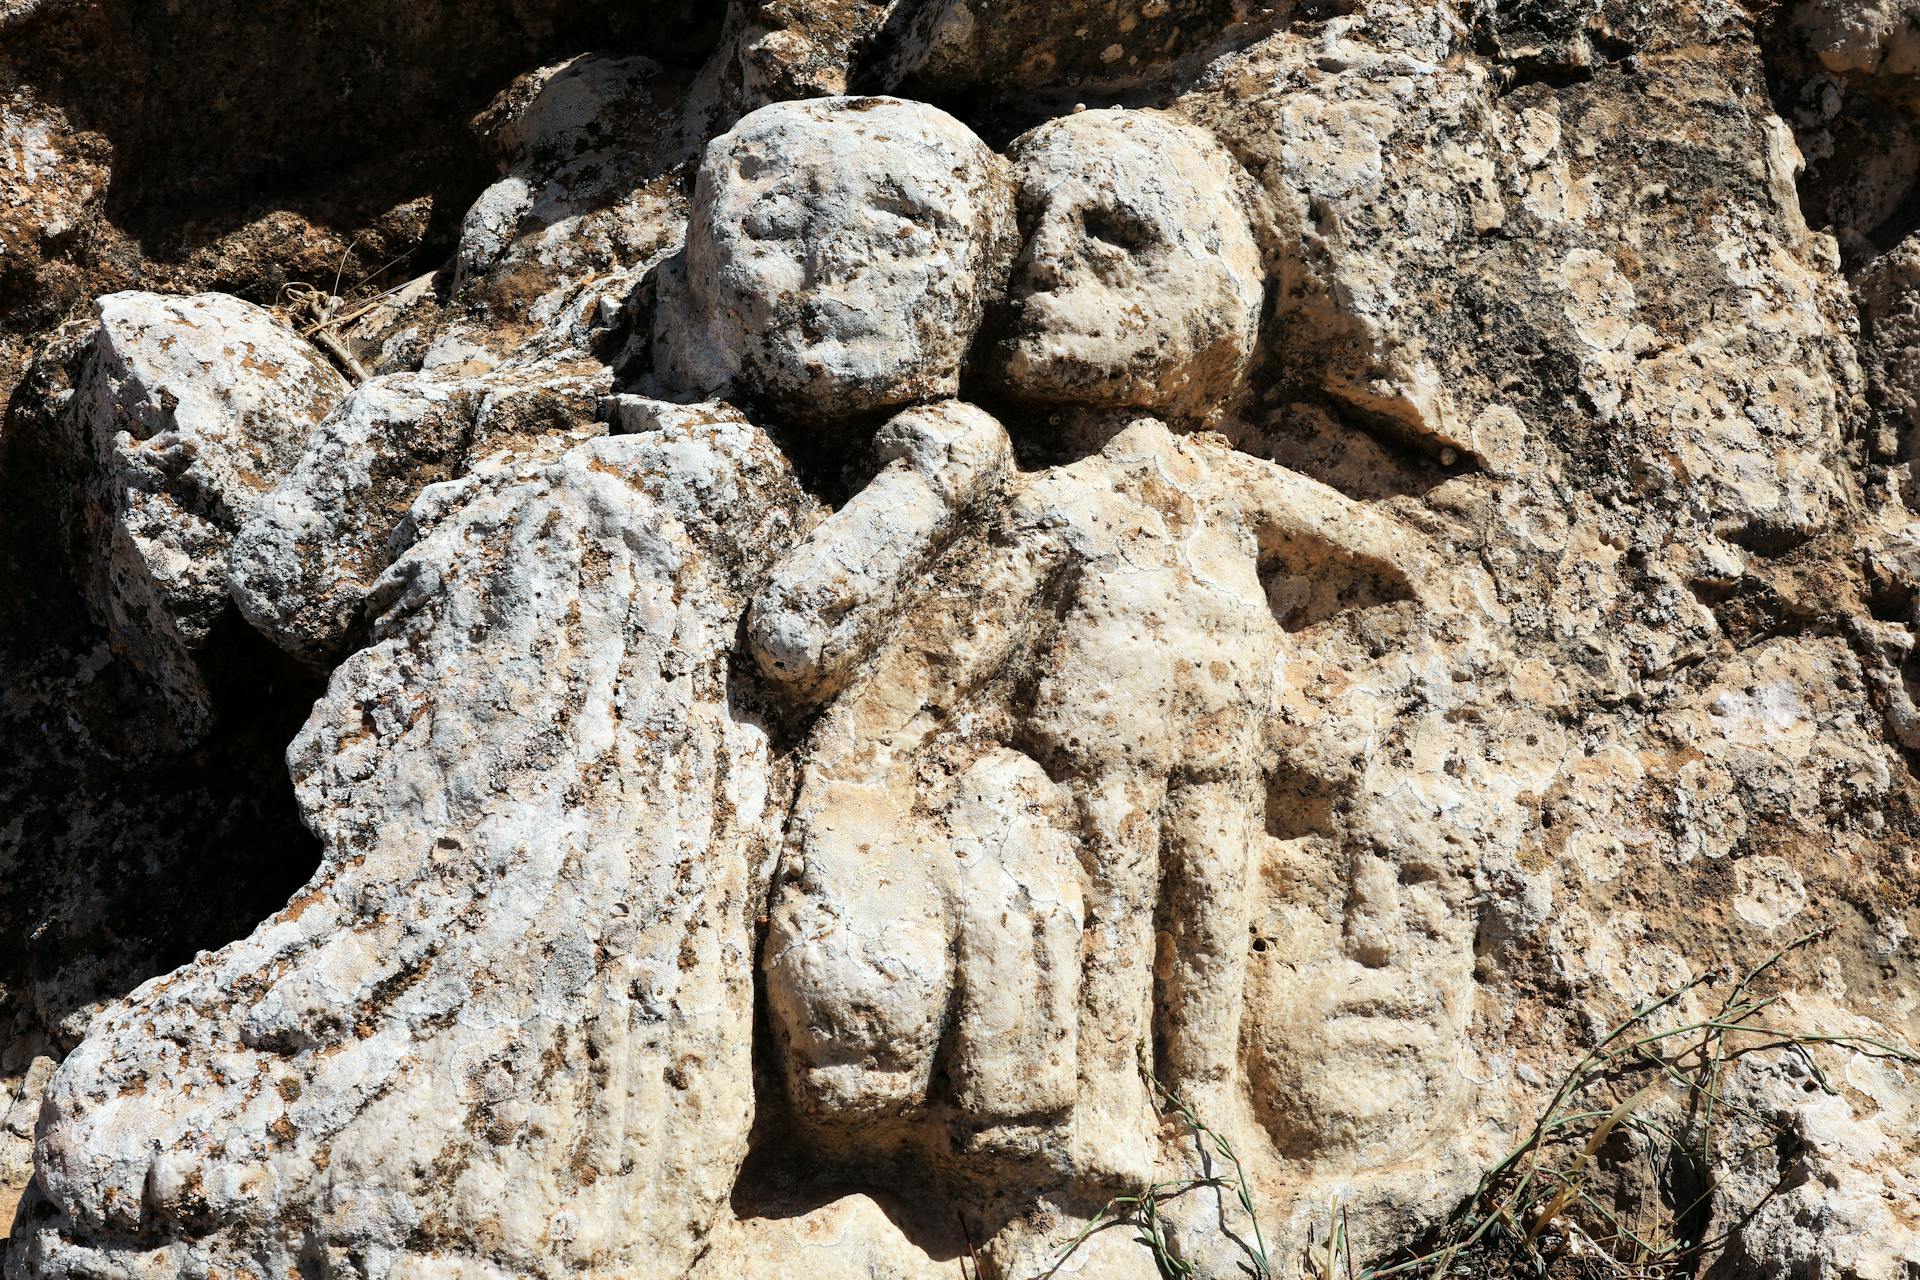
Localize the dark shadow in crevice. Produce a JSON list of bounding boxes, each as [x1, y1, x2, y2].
[[1, 0, 725, 264], [1258, 530, 1414, 635], [1230, 388, 1465, 504], [0, 327, 327, 1056], [852, 0, 1311, 149]]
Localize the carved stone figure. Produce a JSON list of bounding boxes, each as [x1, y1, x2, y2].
[[762, 418, 1432, 1177], [65, 292, 350, 743], [16, 92, 1025, 1280], [659, 95, 1015, 420], [987, 109, 1264, 418], [19, 420, 812, 1280], [746, 398, 1014, 705], [11, 7, 1920, 1278], [754, 112, 1474, 1277]]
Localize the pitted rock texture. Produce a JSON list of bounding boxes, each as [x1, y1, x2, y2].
[[878, 0, 1265, 103], [65, 292, 349, 740], [746, 398, 1013, 703], [5, 0, 1920, 1278], [228, 369, 610, 666], [761, 416, 1467, 1212], [16, 419, 813, 1279]]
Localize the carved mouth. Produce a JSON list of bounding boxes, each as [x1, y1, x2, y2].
[[782, 294, 883, 343], [1313, 964, 1454, 1032], [1006, 290, 1109, 340]]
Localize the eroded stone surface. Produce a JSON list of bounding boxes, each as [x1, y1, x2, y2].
[[1796, 0, 1920, 75], [228, 368, 610, 665], [14, 420, 813, 1279], [878, 0, 1258, 102], [762, 415, 1484, 1267], [746, 398, 1013, 703], [8, 1, 1920, 1278], [65, 292, 348, 739]]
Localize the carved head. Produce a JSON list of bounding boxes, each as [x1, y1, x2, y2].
[[1244, 829, 1476, 1166], [989, 109, 1264, 417], [684, 96, 1014, 421]]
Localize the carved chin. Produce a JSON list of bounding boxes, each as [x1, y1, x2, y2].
[[993, 332, 1155, 405], [1246, 1008, 1468, 1162], [746, 334, 947, 416]]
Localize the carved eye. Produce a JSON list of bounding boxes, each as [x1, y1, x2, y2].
[[870, 181, 941, 227], [1083, 204, 1159, 253], [743, 199, 803, 240]]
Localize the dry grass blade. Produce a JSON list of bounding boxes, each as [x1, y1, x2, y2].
[[1525, 1082, 1663, 1245], [1050, 931, 1917, 1280], [1351, 929, 1920, 1280], [1048, 1074, 1272, 1278]]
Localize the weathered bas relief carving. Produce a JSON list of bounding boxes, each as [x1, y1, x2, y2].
[[10, 4, 1920, 1278], [658, 95, 1014, 420], [23, 419, 811, 1280], [17, 85, 1488, 1279], [761, 417, 1444, 1151], [749, 102, 1480, 1274], [3, 86, 1508, 1280]]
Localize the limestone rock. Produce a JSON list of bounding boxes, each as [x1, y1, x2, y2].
[[1185, 10, 1859, 547], [8, 2, 1920, 1278], [680, 0, 895, 132], [228, 369, 609, 666], [762, 416, 1472, 1263], [879, 0, 1265, 102], [1705, 993, 1920, 1278], [452, 51, 692, 313], [66, 291, 348, 738], [686, 1193, 960, 1280], [658, 95, 1014, 420], [1855, 232, 1920, 456], [14, 419, 813, 1279], [746, 398, 1012, 703], [1796, 0, 1920, 75]]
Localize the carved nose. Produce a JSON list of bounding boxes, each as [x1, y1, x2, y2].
[[805, 225, 873, 288], [1344, 855, 1403, 968], [1016, 211, 1079, 292]]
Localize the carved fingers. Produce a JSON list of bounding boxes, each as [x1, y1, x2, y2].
[[747, 400, 1013, 705]]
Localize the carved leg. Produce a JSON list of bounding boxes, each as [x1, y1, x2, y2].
[[1065, 768, 1167, 1192], [763, 529, 1064, 1138], [1157, 772, 1258, 1119], [947, 748, 1084, 1127], [762, 771, 956, 1132]]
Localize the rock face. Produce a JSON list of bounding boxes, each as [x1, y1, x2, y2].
[[65, 292, 349, 740], [659, 95, 1015, 420], [987, 109, 1265, 416], [19, 420, 813, 1279], [5, 1, 1920, 1279]]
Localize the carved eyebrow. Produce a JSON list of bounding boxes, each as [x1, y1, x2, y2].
[[1082, 202, 1162, 250], [877, 174, 936, 204], [731, 147, 786, 182], [869, 178, 951, 223]]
